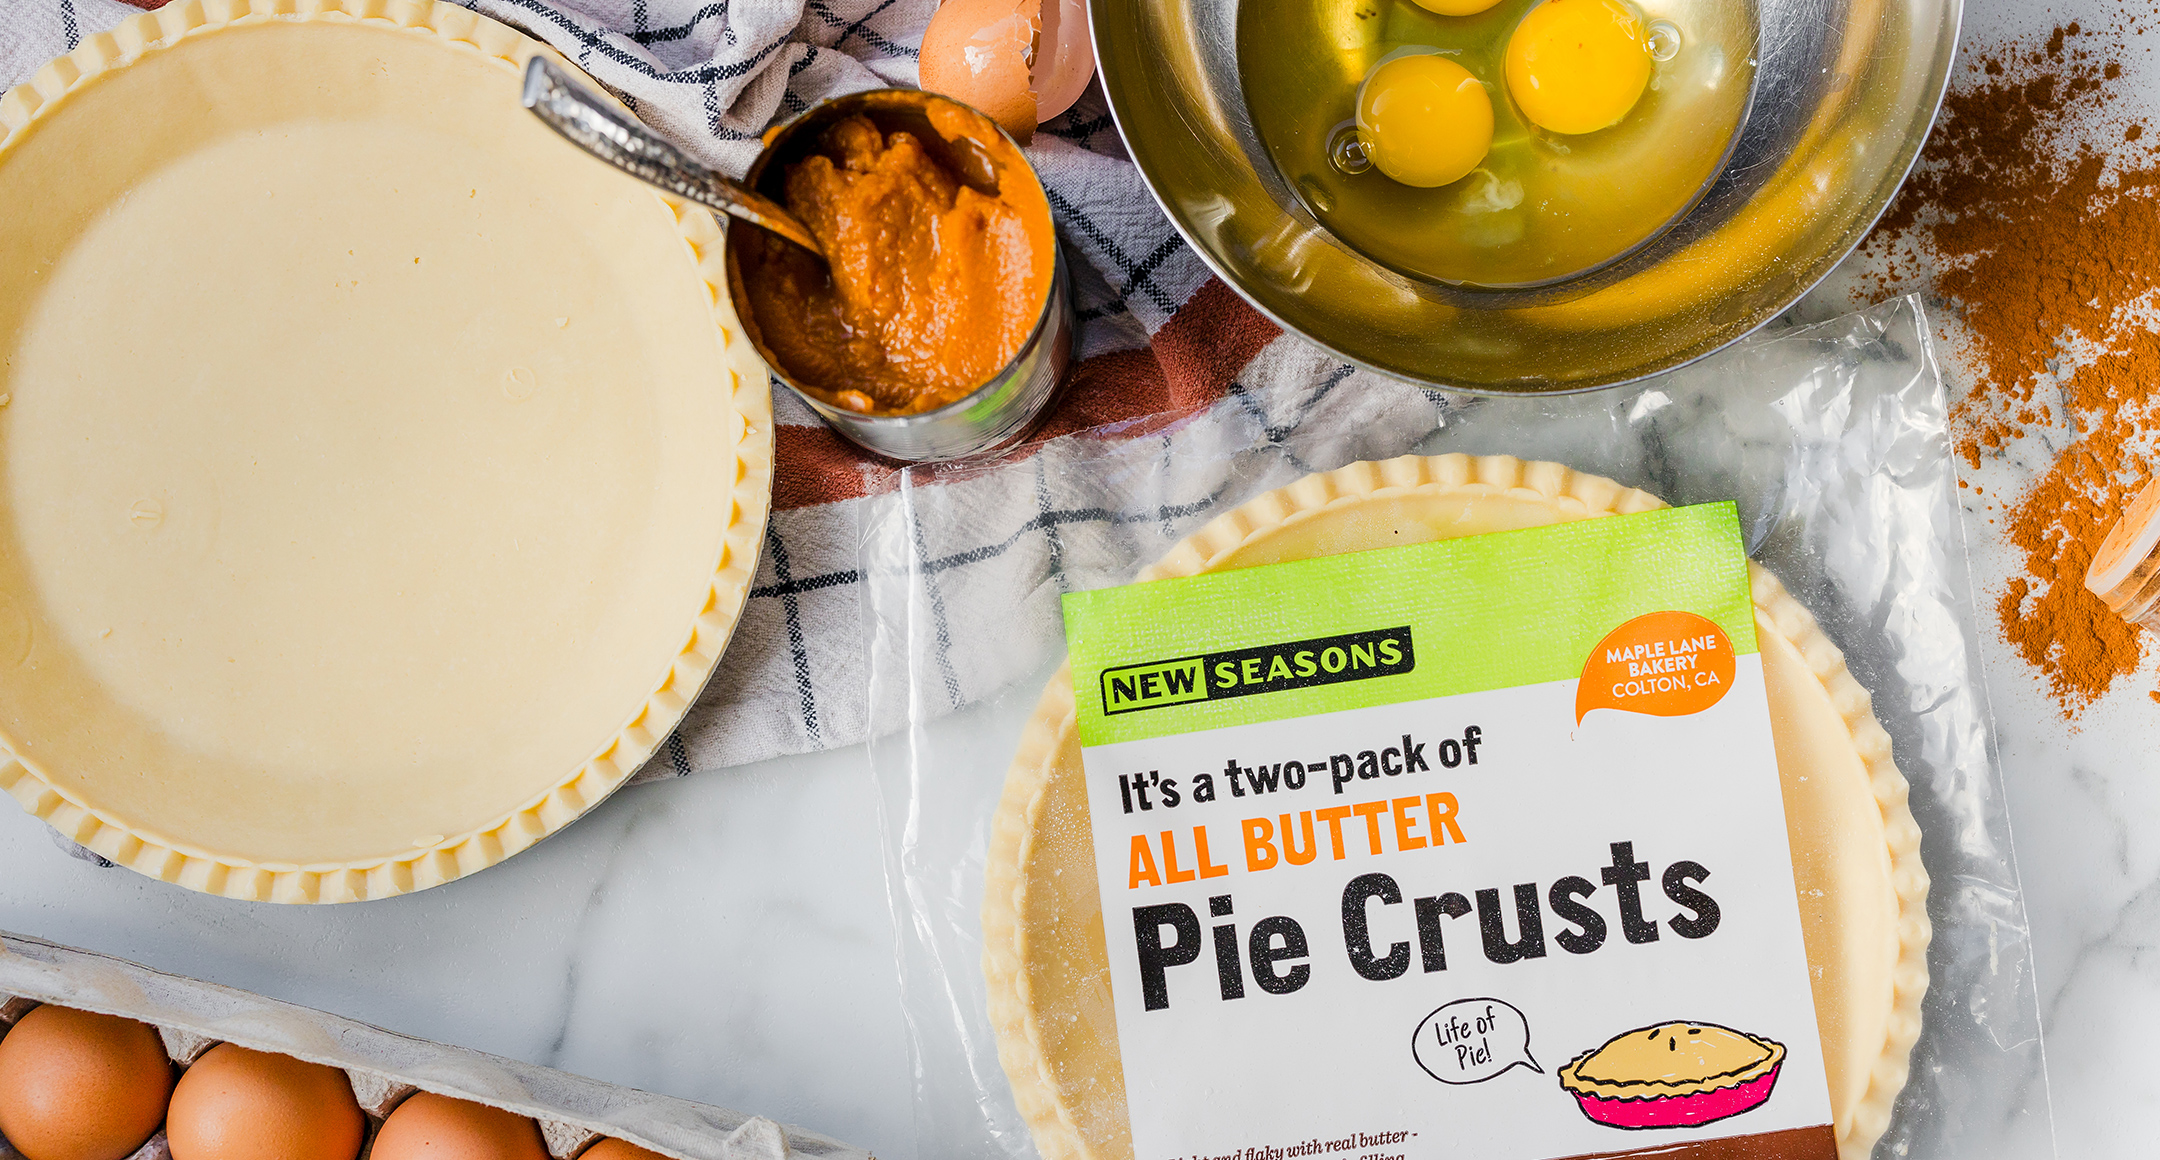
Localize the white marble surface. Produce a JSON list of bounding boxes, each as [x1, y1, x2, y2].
[[3, 0, 2153, 1158], [1800, 3, 2158, 1158], [0, 750, 917, 1155]]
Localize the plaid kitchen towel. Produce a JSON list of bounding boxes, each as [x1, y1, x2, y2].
[[2, 0, 1451, 779]]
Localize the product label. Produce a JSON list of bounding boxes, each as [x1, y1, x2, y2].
[[1062, 504, 1835, 1160]]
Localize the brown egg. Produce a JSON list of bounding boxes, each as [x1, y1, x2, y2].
[[0, 1004, 172, 1160], [165, 1043, 363, 1160], [371, 1092, 548, 1160], [582, 1141, 669, 1160]]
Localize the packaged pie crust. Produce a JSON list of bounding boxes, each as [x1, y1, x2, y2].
[[0, 932, 872, 1160], [856, 300, 2057, 1160]]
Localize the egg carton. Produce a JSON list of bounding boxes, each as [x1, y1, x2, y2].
[[0, 932, 873, 1160]]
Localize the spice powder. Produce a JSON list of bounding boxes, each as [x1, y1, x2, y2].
[[1858, 17, 2160, 715]]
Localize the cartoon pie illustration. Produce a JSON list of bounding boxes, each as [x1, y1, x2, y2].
[[1558, 1022, 1787, 1129], [984, 456, 1930, 1160]]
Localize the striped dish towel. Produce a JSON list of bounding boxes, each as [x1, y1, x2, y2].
[[3, 0, 1450, 779]]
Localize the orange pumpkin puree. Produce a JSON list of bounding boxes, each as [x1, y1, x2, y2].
[[742, 106, 1055, 415]]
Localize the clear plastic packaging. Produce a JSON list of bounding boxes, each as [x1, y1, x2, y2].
[[859, 297, 2055, 1160]]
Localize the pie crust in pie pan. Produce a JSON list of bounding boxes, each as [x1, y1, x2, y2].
[[0, 0, 774, 901], [984, 454, 1931, 1160]]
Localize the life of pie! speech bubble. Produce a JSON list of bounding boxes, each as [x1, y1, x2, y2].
[[1574, 610, 1736, 725], [1412, 998, 1541, 1084]]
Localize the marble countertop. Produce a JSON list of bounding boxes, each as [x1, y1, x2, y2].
[[0, 0, 2144, 1157]]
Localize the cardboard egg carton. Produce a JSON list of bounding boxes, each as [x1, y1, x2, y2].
[[0, 932, 872, 1160]]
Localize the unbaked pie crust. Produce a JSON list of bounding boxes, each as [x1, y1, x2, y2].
[[0, 0, 773, 901], [984, 454, 1930, 1160]]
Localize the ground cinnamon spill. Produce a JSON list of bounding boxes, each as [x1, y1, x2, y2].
[[1860, 17, 2160, 714]]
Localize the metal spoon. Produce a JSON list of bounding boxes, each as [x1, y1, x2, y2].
[[519, 56, 825, 259]]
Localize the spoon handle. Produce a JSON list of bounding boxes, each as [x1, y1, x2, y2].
[[520, 56, 825, 258]]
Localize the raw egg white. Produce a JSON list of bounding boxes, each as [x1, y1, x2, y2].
[[581, 1140, 668, 1160], [1356, 54, 1494, 187], [918, 0, 1095, 142], [0, 1004, 171, 1160], [166, 1044, 364, 1160], [371, 1092, 549, 1160], [1505, 0, 1652, 134]]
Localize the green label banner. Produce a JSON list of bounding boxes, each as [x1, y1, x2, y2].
[[1099, 626, 1415, 716], [1062, 503, 1756, 746]]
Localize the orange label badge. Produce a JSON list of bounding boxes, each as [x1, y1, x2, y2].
[[1574, 611, 1735, 724]]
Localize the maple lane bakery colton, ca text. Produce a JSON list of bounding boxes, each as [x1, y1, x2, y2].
[[1112, 727, 1727, 1012]]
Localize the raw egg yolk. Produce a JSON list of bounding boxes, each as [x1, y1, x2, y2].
[[1355, 55, 1494, 188], [1410, 0, 1502, 14], [1505, 0, 1652, 135]]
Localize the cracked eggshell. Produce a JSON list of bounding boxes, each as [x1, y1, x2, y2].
[[1032, 0, 1094, 122], [919, 0, 1096, 141], [921, 0, 1039, 140]]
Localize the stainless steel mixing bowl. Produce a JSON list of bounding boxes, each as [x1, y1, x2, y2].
[[1091, 0, 1961, 393]]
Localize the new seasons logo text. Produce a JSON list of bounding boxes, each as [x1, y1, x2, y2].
[[1099, 627, 1415, 715]]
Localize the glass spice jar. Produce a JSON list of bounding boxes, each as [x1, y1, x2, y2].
[[2086, 477, 2160, 631]]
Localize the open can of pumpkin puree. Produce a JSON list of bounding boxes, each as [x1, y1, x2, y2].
[[724, 89, 1073, 463]]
